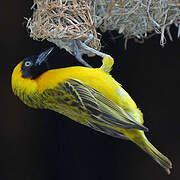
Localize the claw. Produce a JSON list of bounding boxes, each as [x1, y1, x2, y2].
[[72, 34, 97, 68], [72, 40, 92, 68], [74, 34, 113, 60], [72, 34, 114, 73], [78, 40, 112, 59], [84, 34, 94, 45]]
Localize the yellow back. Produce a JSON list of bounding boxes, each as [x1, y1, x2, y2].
[[36, 66, 136, 111], [12, 62, 143, 124]]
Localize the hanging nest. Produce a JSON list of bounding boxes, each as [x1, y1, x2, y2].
[[27, 0, 101, 56], [93, 0, 180, 46], [27, 0, 180, 54]]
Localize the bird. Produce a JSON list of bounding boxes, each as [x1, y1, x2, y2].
[[11, 47, 172, 174]]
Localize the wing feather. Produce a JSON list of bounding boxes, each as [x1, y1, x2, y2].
[[44, 79, 148, 140], [67, 79, 148, 132]]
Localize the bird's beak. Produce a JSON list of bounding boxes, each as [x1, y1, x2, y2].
[[35, 47, 54, 65]]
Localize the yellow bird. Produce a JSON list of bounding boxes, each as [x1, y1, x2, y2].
[[11, 47, 172, 174]]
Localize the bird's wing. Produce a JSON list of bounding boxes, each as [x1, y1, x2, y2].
[[65, 79, 148, 132], [45, 78, 148, 140]]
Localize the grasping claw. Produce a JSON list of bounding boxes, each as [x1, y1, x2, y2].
[[73, 34, 114, 72], [72, 40, 92, 68], [84, 34, 94, 45], [72, 34, 95, 68]]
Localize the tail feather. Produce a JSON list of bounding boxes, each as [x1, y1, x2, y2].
[[141, 137, 172, 174], [126, 131, 172, 174]]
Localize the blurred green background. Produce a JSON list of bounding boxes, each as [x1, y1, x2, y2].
[[0, 1, 179, 180]]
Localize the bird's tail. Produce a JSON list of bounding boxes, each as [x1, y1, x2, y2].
[[125, 130, 172, 174]]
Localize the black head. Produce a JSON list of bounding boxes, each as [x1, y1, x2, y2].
[[21, 47, 54, 79]]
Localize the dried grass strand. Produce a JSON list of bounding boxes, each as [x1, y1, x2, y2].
[[27, 0, 180, 53]]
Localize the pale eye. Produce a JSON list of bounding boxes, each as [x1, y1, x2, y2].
[[25, 61, 32, 67]]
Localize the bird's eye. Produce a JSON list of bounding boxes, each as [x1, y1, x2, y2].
[[24, 61, 32, 67]]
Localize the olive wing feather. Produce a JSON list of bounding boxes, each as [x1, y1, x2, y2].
[[45, 79, 148, 139], [64, 79, 148, 131]]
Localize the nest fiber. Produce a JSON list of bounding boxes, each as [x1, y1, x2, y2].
[[27, 0, 100, 55], [93, 0, 180, 46], [27, 0, 180, 53]]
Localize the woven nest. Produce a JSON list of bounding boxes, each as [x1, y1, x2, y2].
[[27, 0, 180, 54], [93, 0, 180, 46], [27, 0, 101, 56]]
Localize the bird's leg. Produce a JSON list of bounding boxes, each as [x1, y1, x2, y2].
[[72, 34, 100, 68], [73, 34, 114, 73], [84, 34, 94, 45], [72, 40, 92, 68], [78, 35, 114, 73]]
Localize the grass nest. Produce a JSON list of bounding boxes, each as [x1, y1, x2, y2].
[[27, 0, 180, 54]]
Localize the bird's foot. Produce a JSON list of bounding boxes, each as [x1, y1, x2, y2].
[[72, 39, 92, 68], [78, 34, 112, 59], [73, 34, 114, 73], [72, 34, 96, 68]]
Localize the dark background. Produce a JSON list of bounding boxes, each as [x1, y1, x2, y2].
[[0, 1, 179, 180]]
